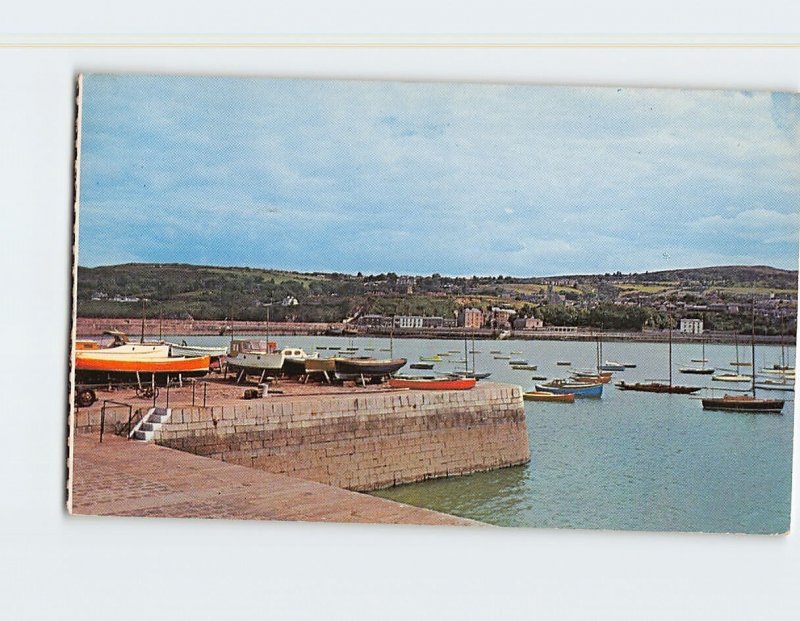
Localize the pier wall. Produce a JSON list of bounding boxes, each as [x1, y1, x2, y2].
[[147, 383, 529, 492]]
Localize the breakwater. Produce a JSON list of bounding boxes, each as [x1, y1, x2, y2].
[[75, 316, 794, 345], [76, 383, 530, 492]]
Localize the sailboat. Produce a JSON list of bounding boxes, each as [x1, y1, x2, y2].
[[680, 339, 714, 375], [448, 331, 491, 380], [729, 332, 752, 366], [702, 301, 785, 414], [616, 317, 701, 394]]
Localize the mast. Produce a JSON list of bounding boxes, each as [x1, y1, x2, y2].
[[471, 330, 476, 374], [701, 338, 706, 369], [668, 315, 673, 388], [464, 332, 469, 374], [266, 303, 271, 351], [390, 315, 394, 359], [140, 298, 146, 344], [751, 298, 756, 397]]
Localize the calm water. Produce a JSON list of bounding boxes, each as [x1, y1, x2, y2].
[[167, 333, 795, 533]]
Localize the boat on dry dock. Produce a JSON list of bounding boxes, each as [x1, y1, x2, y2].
[[333, 357, 407, 381], [74, 352, 210, 384]]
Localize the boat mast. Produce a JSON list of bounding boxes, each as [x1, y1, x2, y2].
[[390, 314, 394, 359], [140, 298, 146, 344], [464, 332, 469, 374], [471, 330, 476, 374], [668, 315, 673, 388], [751, 298, 756, 398], [266, 304, 271, 351]]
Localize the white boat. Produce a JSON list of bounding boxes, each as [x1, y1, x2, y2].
[[600, 360, 626, 371], [77, 343, 171, 357], [168, 342, 228, 358], [226, 339, 285, 379], [712, 372, 751, 383]]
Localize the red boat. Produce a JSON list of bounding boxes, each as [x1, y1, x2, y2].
[[388, 376, 477, 390]]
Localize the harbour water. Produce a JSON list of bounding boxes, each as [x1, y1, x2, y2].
[[164, 334, 794, 533]]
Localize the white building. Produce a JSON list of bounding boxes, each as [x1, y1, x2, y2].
[[394, 315, 424, 329], [679, 318, 704, 334]]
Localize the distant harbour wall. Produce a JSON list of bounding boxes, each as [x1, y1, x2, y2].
[[137, 383, 530, 492], [75, 316, 796, 345]]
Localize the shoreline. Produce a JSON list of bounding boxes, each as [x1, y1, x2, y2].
[[75, 316, 797, 346]]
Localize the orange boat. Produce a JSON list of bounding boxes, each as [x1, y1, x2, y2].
[[75, 353, 210, 384], [388, 376, 477, 390], [523, 391, 575, 403]]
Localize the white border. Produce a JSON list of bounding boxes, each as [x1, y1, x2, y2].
[[2, 28, 799, 621]]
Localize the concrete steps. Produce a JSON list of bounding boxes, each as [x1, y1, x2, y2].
[[130, 407, 171, 442]]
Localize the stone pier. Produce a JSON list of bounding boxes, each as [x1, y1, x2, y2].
[[148, 382, 529, 492]]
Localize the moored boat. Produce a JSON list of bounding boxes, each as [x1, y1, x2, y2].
[[702, 394, 784, 414], [570, 371, 613, 384], [600, 360, 626, 371], [712, 373, 751, 383], [615, 381, 701, 394], [535, 380, 603, 398], [388, 376, 476, 391], [410, 362, 435, 370], [523, 391, 575, 403], [679, 366, 715, 375]]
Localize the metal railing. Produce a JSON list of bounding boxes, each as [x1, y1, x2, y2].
[[99, 400, 133, 443]]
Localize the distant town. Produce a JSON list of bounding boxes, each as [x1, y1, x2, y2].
[[76, 263, 798, 339]]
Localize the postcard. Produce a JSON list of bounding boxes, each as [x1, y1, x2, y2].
[[69, 74, 797, 533]]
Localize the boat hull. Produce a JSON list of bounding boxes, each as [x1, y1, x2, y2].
[[523, 391, 575, 403], [702, 396, 784, 414], [334, 358, 407, 380], [535, 382, 603, 398], [615, 381, 701, 394], [388, 377, 476, 390], [75, 354, 210, 384], [679, 368, 715, 375]]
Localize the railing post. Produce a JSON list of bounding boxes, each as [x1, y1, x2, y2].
[[99, 403, 106, 443], [127, 405, 133, 439], [192, 381, 196, 406], [203, 382, 207, 407], [166, 382, 170, 409]]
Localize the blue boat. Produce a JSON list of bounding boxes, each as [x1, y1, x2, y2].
[[535, 380, 603, 398]]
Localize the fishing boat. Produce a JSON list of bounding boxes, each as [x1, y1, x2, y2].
[[509, 359, 529, 366], [556, 361, 571, 366], [410, 362, 435, 370], [420, 355, 442, 362], [334, 357, 407, 381], [511, 364, 538, 371], [535, 380, 603, 398], [530, 375, 548, 381], [600, 361, 626, 371], [388, 376, 476, 391], [304, 358, 336, 373], [523, 391, 575, 403], [226, 339, 285, 381], [615, 381, 701, 394], [281, 349, 320, 375], [75, 353, 210, 384], [712, 372, 751, 383], [494, 355, 511, 360], [702, 299, 786, 414], [622, 363, 637, 368]]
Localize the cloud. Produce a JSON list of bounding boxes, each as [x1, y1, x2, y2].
[[77, 76, 800, 275]]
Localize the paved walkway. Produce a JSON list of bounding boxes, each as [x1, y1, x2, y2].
[[70, 434, 477, 526]]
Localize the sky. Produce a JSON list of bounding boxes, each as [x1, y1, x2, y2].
[[77, 74, 800, 276]]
